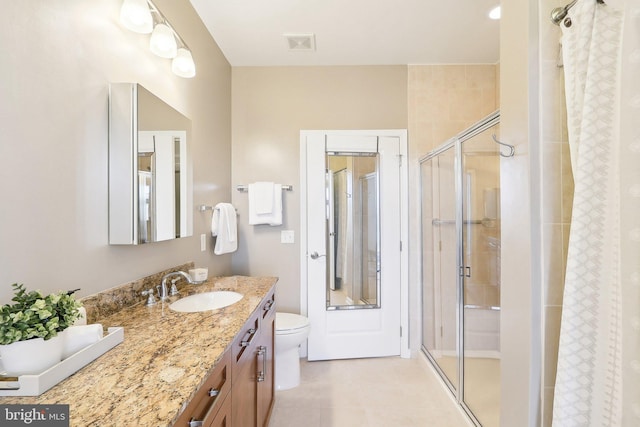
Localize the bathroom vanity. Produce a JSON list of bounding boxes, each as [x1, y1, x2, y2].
[[0, 275, 277, 427], [173, 286, 276, 427]]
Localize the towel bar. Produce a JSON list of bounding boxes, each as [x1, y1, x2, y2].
[[236, 184, 293, 192], [197, 205, 238, 213]]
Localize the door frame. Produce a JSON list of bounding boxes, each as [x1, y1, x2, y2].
[[299, 129, 410, 359]]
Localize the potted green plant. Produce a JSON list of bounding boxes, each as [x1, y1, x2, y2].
[[0, 283, 81, 375]]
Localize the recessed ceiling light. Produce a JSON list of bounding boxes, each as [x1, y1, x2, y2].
[[489, 6, 501, 20]]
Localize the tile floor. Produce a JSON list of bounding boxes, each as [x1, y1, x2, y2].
[[435, 356, 500, 427], [268, 355, 473, 427]]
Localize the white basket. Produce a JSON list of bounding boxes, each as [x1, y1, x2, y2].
[[0, 327, 124, 396]]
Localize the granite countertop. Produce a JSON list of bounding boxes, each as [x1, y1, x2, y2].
[[0, 275, 277, 426]]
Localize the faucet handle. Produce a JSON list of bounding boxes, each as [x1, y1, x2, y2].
[[141, 289, 157, 306], [169, 278, 180, 296]]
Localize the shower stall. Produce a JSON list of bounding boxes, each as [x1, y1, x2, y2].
[[420, 111, 504, 426]]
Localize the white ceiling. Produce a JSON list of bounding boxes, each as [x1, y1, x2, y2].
[[189, 0, 500, 66]]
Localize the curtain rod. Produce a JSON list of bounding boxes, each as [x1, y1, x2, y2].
[[550, 0, 605, 25]]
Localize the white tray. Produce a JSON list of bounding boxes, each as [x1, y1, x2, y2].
[[0, 327, 124, 396]]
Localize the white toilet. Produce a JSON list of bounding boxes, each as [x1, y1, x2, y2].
[[275, 312, 311, 391]]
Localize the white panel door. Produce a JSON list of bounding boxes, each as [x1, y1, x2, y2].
[[304, 131, 403, 361]]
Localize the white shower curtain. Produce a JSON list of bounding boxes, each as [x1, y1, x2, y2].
[[618, 1, 640, 423], [553, 0, 626, 426]]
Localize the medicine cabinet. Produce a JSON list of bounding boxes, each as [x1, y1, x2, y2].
[[108, 83, 192, 244]]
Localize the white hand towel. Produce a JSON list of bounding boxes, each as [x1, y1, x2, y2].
[[62, 324, 104, 359], [252, 182, 275, 214], [249, 183, 283, 226], [211, 206, 220, 236], [268, 184, 283, 226], [212, 203, 238, 254]]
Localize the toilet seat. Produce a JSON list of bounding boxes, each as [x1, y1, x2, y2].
[[276, 312, 310, 335]]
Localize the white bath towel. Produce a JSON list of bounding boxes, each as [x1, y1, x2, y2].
[[248, 183, 283, 226], [211, 203, 238, 254]]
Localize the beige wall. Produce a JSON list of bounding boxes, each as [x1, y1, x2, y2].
[[0, 0, 232, 302], [231, 66, 408, 313]]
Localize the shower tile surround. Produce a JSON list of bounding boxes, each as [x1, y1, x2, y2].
[[539, 0, 574, 425], [1, 267, 277, 426]]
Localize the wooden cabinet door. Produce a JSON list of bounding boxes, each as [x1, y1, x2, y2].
[[231, 346, 258, 427], [230, 286, 276, 427], [232, 311, 260, 427], [257, 291, 276, 427]]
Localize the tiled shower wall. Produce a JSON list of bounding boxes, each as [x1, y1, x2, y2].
[[539, 1, 574, 425], [408, 65, 499, 156]]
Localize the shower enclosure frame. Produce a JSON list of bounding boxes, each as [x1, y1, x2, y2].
[[419, 110, 501, 426]]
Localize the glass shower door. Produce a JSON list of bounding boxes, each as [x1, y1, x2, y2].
[[461, 125, 501, 427], [420, 111, 502, 426], [421, 143, 459, 392]]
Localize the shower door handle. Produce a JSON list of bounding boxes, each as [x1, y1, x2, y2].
[[459, 266, 471, 277], [310, 251, 325, 259]]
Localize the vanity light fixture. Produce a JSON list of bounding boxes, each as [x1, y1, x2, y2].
[[488, 5, 501, 20], [120, 0, 153, 33], [150, 23, 178, 58], [172, 48, 196, 78], [119, 0, 196, 78]]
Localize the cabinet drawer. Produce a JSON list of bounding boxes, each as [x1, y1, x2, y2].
[[260, 290, 276, 322], [173, 350, 231, 427], [207, 391, 232, 427], [233, 311, 260, 365]]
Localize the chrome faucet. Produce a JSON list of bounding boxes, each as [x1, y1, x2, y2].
[[158, 271, 194, 301]]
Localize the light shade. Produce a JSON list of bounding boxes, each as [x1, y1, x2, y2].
[[120, 0, 153, 34], [488, 6, 501, 20], [172, 48, 196, 78], [150, 23, 177, 58]]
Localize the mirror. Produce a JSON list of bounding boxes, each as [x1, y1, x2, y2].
[[109, 83, 192, 244], [326, 152, 380, 309]]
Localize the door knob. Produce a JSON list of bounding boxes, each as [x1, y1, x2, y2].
[[310, 251, 325, 259]]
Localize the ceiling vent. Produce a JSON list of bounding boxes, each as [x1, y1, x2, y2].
[[284, 33, 316, 51]]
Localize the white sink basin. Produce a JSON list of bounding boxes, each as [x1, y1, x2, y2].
[[169, 291, 243, 313]]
